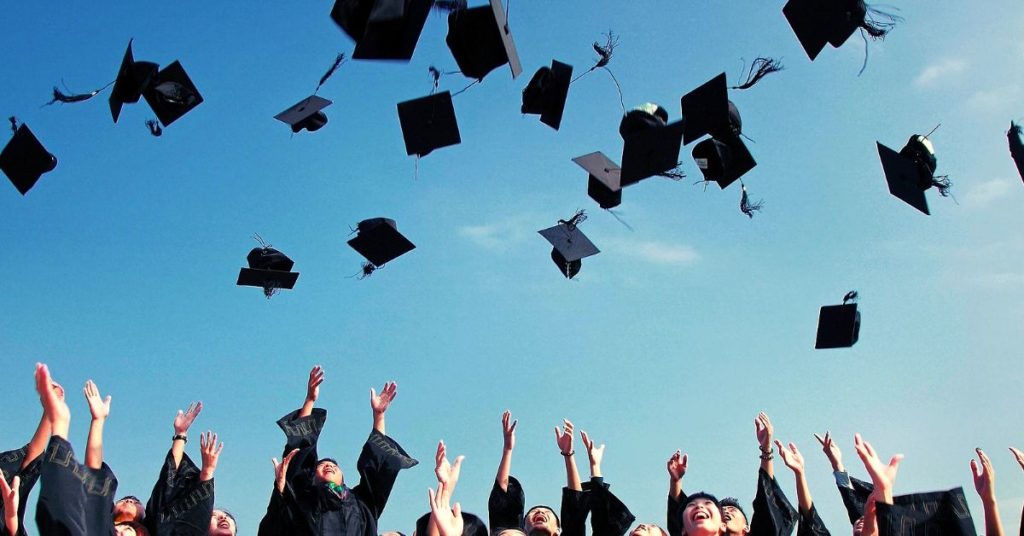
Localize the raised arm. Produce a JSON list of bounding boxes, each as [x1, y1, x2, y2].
[[496, 410, 517, 491], [813, 432, 844, 474], [199, 431, 224, 482], [581, 430, 605, 479], [23, 414, 50, 473], [776, 441, 813, 516], [171, 401, 202, 470], [370, 381, 397, 435], [272, 449, 300, 495], [427, 441, 465, 536], [853, 433, 901, 506], [756, 412, 774, 477], [429, 482, 465, 536], [667, 450, 688, 501], [83, 380, 111, 470], [972, 448, 1004, 536], [299, 365, 324, 418], [0, 470, 19, 536], [35, 364, 70, 440], [556, 419, 582, 491]]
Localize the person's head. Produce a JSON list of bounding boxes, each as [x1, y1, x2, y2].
[[113, 496, 146, 524], [209, 508, 237, 536], [680, 492, 723, 536], [630, 523, 669, 536], [314, 458, 344, 486], [524, 505, 560, 536], [497, 530, 528, 536], [852, 516, 865, 536], [114, 521, 149, 536], [381, 532, 406, 536], [719, 497, 749, 536]]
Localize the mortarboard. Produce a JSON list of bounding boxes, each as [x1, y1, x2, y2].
[[275, 96, 332, 133], [521, 60, 573, 131], [538, 212, 599, 279], [109, 39, 159, 123], [331, 0, 433, 60], [691, 137, 756, 189], [396, 91, 461, 157], [679, 73, 736, 145], [143, 61, 203, 127], [877, 141, 930, 215], [815, 291, 860, 349], [237, 245, 299, 298], [347, 218, 416, 275], [783, 0, 901, 63], [572, 152, 621, 209], [446, 0, 522, 81], [1010, 121, 1024, 183], [1, 123, 58, 195], [620, 119, 685, 187]]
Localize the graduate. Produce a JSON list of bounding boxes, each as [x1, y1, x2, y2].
[[774, 440, 828, 536], [678, 492, 727, 536], [578, 429, 637, 536], [413, 441, 487, 536], [0, 378, 53, 536], [258, 365, 417, 536]]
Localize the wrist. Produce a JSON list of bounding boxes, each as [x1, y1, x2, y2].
[[172, 434, 188, 443], [560, 449, 574, 456], [199, 468, 215, 481]]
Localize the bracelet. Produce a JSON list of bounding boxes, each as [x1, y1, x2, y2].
[[560, 450, 575, 457], [172, 434, 188, 443], [759, 452, 774, 461], [758, 445, 772, 453]]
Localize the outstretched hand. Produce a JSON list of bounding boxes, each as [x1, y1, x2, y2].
[[501, 411, 517, 451], [667, 450, 688, 481], [1010, 447, 1024, 472], [971, 448, 996, 502], [272, 448, 300, 494], [174, 401, 203, 435], [555, 419, 575, 455], [199, 431, 224, 481], [370, 381, 397, 414], [84, 380, 111, 421], [580, 430, 605, 468], [755, 412, 773, 451], [814, 431, 844, 472], [854, 433, 902, 503], [0, 469, 20, 529], [306, 365, 324, 403], [776, 440, 806, 475], [35, 364, 69, 433], [428, 482, 464, 536], [434, 440, 464, 499]]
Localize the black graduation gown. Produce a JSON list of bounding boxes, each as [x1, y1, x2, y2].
[[34, 436, 118, 536], [666, 495, 683, 536], [415, 511, 489, 536], [488, 476, 525, 533], [583, 477, 635, 536], [263, 408, 418, 536], [875, 487, 977, 536], [795, 505, 829, 536], [836, 474, 875, 524], [561, 487, 589, 536], [0, 444, 43, 536], [143, 450, 215, 536], [749, 469, 798, 536]]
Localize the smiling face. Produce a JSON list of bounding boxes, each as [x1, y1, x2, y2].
[[113, 496, 145, 524], [682, 498, 722, 536], [720, 505, 748, 535], [630, 523, 668, 536], [315, 459, 344, 486], [209, 509, 237, 536], [525, 506, 559, 536]]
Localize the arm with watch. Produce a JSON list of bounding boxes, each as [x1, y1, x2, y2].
[[749, 412, 799, 536]]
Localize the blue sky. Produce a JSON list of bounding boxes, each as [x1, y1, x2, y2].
[[2, 1, 1024, 534]]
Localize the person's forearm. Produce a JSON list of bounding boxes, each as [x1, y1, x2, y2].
[[85, 419, 105, 469], [669, 477, 683, 500], [24, 414, 50, 469], [5, 512, 17, 536], [590, 460, 602, 479], [299, 399, 315, 418], [496, 449, 513, 491], [795, 472, 813, 515], [982, 497, 1005, 536], [171, 436, 186, 470], [373, 412, 385, 435], [760, 453, 773, 477], [564, 454, 581, 491]]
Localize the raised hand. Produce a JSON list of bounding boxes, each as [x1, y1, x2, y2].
[[971, 448, 996, 502], [306, 365, 324, 403], [173, 401, 203, 435], [776, 440, 806, 475], [667, 450, 688, 481], [854, 433, 902, 503], [199, 431, 224, 481], [272, 448, 300, 493], [755, 412, 773, 452], [434, 440, 464, 491], [0, 469, 20, 536], [580, 430, 605, 476], [1010, 447, 1024, 471], [84, 380, 111, 421], [555, 419, 575, 455], [35, 364, 70, 437], [502, 411, 517, 451], [814, 431, 844, 472], [428, 482, 464, 536], [370, 381, 398, 414]]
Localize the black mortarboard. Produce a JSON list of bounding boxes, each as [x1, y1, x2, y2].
[[1010, 122, 1024, 182], [347, 218, 416, 270], [538, 213, 599, 279], [331, 0, 433, 60], [1, 124, 58, 195], [691, 137, 756, 189], [237, 246, 299, 298], [446, 0, 522, 81], [815, 293, 860, 349], [396, 91, 461, 157], [521, 60, 573, 131], [143, 61, 203, 127], [620, 119, 685, 187], [109, 39, 159, 123], [679, 73, 736, 145], [275, 96, 332, 133], [877, 142, 929, 215], [783, 0, 899, 62], [876, 488, 977, 536], [572, 152, 621, 209]]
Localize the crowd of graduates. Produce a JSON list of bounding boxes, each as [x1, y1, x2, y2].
[[3, 363, 1022, 536]]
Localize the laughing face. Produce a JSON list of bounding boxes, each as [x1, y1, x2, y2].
[[209, 509, 236, 536], [525, 506, 559, 536], [720, 504, 748, 535], [681, 498, 722, 536], [630, 523, 667, 536], [315, 459, 344, 486]]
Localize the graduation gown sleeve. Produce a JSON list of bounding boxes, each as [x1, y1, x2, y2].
[[560, 487, 589, 536], [349, 429, 419, 520], [584, 477, 635, 536], [257, 485, 305, 536], [34, 436, 118, 536], [666, 495, 684, 536], [876, 487, 977, 536], [489, 475, 526, 532], [0, 445, 43, 536], [795, 505, 830, 536], [749, 469, 798, 536], [144, 450, 215, 536]]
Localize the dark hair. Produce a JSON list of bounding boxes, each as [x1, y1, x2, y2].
[[718, 497, 747, 521], [525, 505, 561, 529], [213, 508, 237, 533], [682, 491, 721, 511], [115, 521, 151, 536]]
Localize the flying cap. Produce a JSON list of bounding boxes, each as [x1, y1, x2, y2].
[[275, 96, 332, 133], [1, 123, 58, 195], [109, 39, 159, 123], [620, 118, 685, 187], [446, 0, 522, 81], [143, 61, 203, 127], [237, 245, 299, 298], [815, 292, 860, 349], [691, 137, 756, 189], [572, 152, 621, 209], [1010, 122, 1024, 183], [331, 0, 433, 60], [679, 73, 735, 145], [396, 91, 461, 157], [783, 0, 900, 62], [538, 212, 599, 279], [877, 142, 929, 215], [521, 60, 573, 131], [347, 218, 416, 269]]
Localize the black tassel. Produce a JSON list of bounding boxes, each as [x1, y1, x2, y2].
[[860, 5, 902, 39], [429, 66, 442, 92], [44, 81, 113, 106], [146, 119, 163, 136], [315, 53, 346, 94], [931, 175, 952, 197], [740, 184, 764, 218], [433, 0, 467, 11], [593, 31, 617, 69], [658, 162, 686, 181], [731, 57, 785, 90], [358, 262, 377, 280], [606, 209, 635, 231], [8, 116, 17, 134], [262, 284, 279, 299], [843, 290, 859, 304], [559, 209, 588, 230]]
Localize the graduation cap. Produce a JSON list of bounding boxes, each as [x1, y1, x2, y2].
[[572, 152, 622, 209], [618, 105, 685, 187], [142, 61, 203, 127], [1, 121, 58, 195], [679, 73, 735, 145], [878, 133, 951, 216], [237, 240, 299, 298], [396, 91, 461, 157], [446, 0, 522, 81], [692, 137, 756, 190], [815, 291, 860, 349], [109, 39, 159, 123], [330, 0, 433, 60], [275, 96, 332, 133], [783, 0, 901, 65], [1010, 121, 1024, 183], [538, 211, 599, 279], [521, 60, 573, 131], [347, 218, 416, 277]]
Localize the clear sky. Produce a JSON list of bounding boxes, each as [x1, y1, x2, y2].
[[2, 1, 1023, 534]]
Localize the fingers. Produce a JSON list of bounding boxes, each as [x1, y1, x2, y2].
[[681, 453, 688, 467], [451, 455, 464, 474], [283, 448, 300, 465], [970, 458, 981, 477], [453, 501, 462, 518], [436, 440, 446, 467], [0, 469, 9, 495], [813, 433, 825, 446], [580, 430, 591, 449]]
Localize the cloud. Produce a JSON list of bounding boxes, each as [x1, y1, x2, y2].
[[458, 222, 529, 252], [914, 59, 967, 88], [605, 239, 701, 267], [962, 178, 1013, 210], [967, 86, 1022, 112]]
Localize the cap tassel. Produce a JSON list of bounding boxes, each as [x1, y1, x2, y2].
[[843, 290, 859, 304], [262, 283, 280, 299], [315, 53, 347, 95], [730, 57, 784, 90], [145, 119, 163, 136], [860, 5, 902, 39], [559, 209, 588, 231], [570, 31, 625, 114], [43, 80, 114, 106], [606, 209, 635, 231], [658, 162, 687, 181], [740, 184, 765, 218], [347, 262, 379, 280], [930, 175, 953, 197], [8, 116, 17, 134]]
